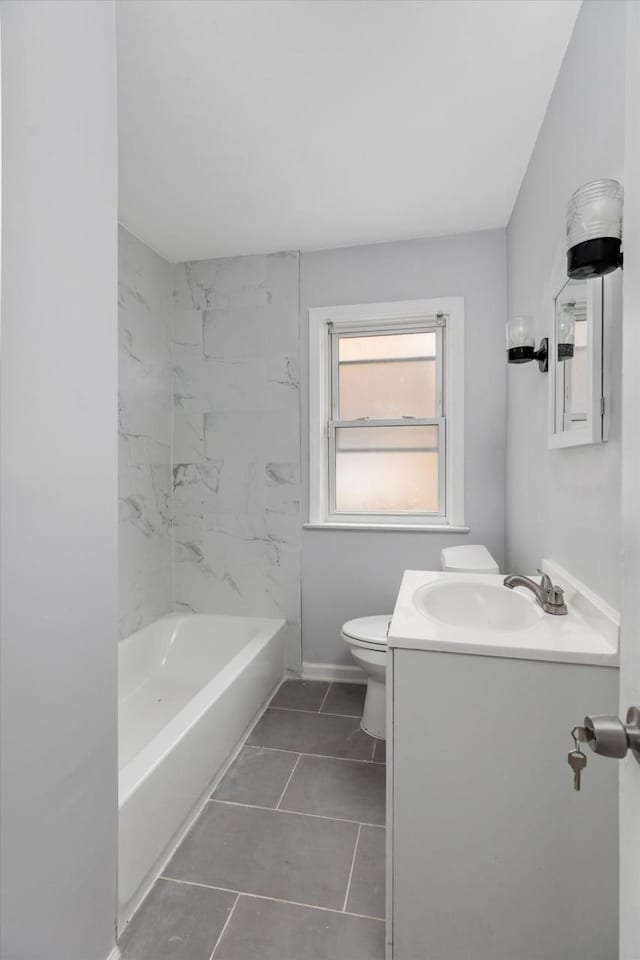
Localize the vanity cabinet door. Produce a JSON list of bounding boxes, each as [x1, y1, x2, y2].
[[391, 648, 618, 960]]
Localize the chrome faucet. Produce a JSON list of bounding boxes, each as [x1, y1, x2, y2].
[[503, 570, 568, 615]]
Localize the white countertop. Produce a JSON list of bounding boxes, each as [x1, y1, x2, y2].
[[388, 569, 619, 667]]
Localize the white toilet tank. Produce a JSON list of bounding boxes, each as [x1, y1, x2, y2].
[[440, 544, 499, 574]]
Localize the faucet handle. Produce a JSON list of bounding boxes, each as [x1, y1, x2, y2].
[[537, 568, 553, 592], [538, 570, 568, 615]]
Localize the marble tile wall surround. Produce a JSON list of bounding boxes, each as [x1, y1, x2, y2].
[[119, 226, 173, 638], [171, 252, 302, 669]]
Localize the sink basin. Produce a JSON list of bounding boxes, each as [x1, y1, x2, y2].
[[413, 581, 542, 631], [390, 569, 618, 667]]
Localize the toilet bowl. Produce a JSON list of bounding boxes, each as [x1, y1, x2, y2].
[[342, 545, 499, 740], [341, 616, 390, 739]]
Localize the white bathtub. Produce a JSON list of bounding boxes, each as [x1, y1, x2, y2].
[[118, 612, 286, 928]]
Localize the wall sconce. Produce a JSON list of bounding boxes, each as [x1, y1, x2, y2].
[[557, 301, 575, 361], [567, 179, 623, 279], [506, 315, 548, 372]]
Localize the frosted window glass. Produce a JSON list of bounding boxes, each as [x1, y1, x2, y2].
[[335, 425, 439, 514], [339, 331, 436, 362], [339, 359, 436, 419]]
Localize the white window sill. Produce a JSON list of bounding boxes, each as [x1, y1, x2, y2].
[[304, 522, 470, 533]]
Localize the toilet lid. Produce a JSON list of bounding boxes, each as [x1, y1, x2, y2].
[[341, 615, 391, 646], [441, 544, 499, 573]]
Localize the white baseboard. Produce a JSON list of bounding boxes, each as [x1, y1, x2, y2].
[[301, 661, 366, 683]]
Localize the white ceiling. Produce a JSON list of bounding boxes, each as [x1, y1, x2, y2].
[[117, 0, 581, 263]]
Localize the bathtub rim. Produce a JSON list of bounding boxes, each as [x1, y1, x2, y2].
[[118, 613, 286, 806]]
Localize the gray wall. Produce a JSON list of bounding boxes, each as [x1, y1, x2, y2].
[[120, 230, 507, 670], [300, 230, 507, 665], [171, 254, 302, 669], [506, 0, 625, 607], [0, 3, 119, 959], [118, 226, 173, 638]]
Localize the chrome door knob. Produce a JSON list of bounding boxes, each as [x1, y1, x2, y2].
[[584, 707, 640, 763]]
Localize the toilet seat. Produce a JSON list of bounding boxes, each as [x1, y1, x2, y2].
[[341, 615, 391, 651]]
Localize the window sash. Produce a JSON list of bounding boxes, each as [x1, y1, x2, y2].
[[328, 418, 446, 519], [330, 321, 445, 420], [327, 320, 447, 520], [328, 315, 446, 335]]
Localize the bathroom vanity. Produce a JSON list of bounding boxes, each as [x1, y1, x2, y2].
[[386, 562, 619, 960]]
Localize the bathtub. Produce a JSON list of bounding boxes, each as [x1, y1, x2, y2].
[[118, 612, 286, 928]]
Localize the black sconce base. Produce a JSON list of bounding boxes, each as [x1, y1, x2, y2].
[[507, 346, 534, 364], [557, 342, 574, 361], [507, 339, 548, 372], [567, 237, 623, 279]]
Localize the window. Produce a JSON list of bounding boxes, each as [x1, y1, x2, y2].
[[308, 298, 465, 530]]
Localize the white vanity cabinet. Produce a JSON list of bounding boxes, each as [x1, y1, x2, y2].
[[386, 568, 620, 960]]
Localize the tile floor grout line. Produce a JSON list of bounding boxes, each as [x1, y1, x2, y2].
[[317, 683, 333, 713], [208, 796, 385, 829], [127, 680, 388, 957], [242, 743, 301, 757], [341, 823, 362, 913], [158, 874, 385, 923], [208, 892, 240, 960], [268, 705, 363, 719], [275, 753, 302, 809], [247, 744, 385, 766]]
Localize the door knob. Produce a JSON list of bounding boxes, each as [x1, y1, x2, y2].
[[574, 706, 640, 763], [568, 707, 640, 791], [584, 714, 629, 758]]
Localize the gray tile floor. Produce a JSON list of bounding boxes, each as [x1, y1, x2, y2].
[[119, 680, 386, 960]]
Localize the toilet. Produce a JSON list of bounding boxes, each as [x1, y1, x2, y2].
[[341, 545, 499, 739]]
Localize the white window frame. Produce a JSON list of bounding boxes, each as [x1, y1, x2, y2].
[[307, 297, 466, 532]]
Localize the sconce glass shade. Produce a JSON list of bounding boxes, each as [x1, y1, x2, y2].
[[557, 302, 576, 360], [567, 179, 623, 279], [507, 315, 535, 363]]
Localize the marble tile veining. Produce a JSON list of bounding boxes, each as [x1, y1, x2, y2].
[[119, 236, 302, 663], [118, 227, 173, 638], [171, 252, 302, 668]]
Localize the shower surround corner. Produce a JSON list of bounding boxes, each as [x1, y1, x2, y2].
[[118, 230, 302, 668], [171, 252, 302, 670], [118, 226, 173, 639]]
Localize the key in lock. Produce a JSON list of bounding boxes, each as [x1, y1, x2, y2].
[[567, 707, 640, 791], [567, 726, 590, 791]]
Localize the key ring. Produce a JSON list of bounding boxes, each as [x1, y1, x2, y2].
[[571, 726, 584, 753]]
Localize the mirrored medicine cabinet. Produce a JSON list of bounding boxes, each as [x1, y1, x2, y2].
[[548, 275, 606, 449]]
